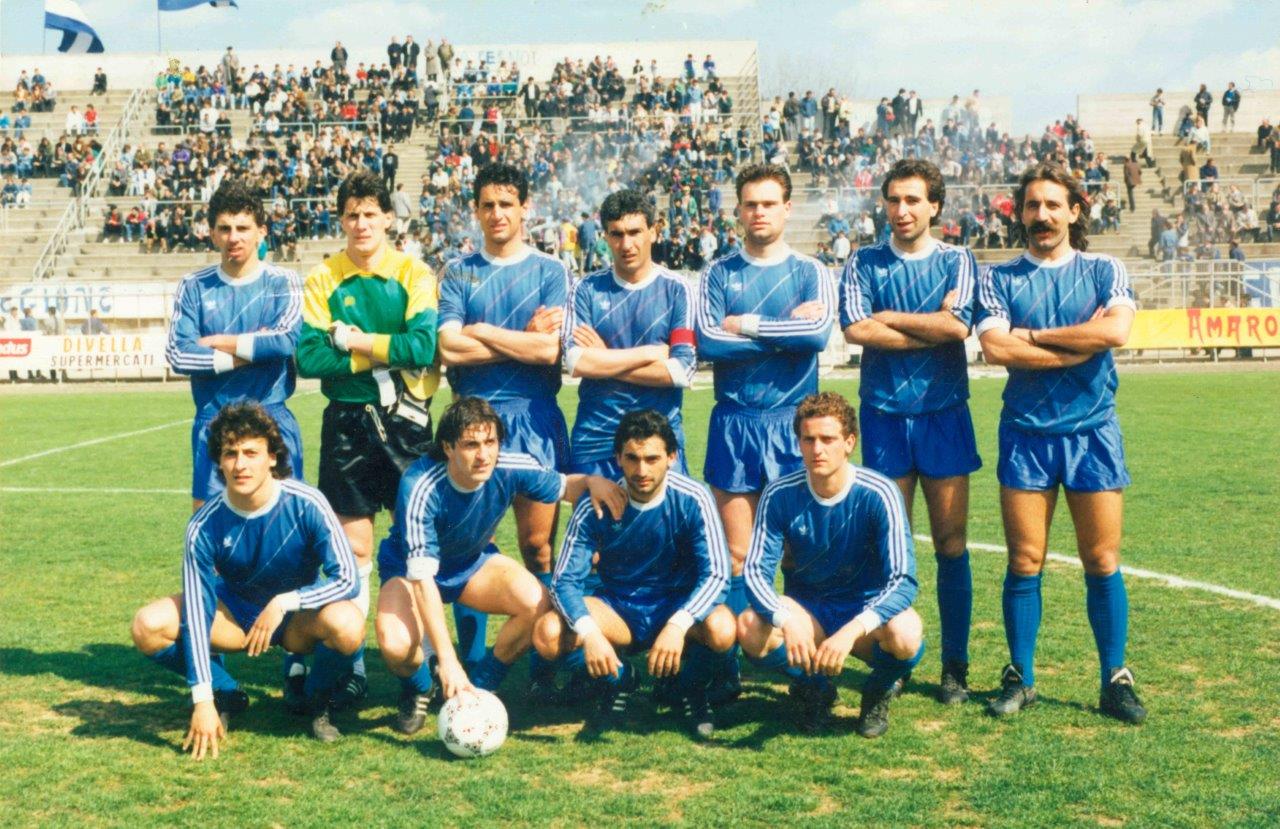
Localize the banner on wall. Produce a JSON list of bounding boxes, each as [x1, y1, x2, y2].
[[1124, 307, 1280, 349], [0, 282, 173, 321], [0, 334, 168, 372]]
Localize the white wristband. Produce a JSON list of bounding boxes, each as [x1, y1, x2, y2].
[[572, 615, 601, 637], [211, 350, 235, 374], [739, 314, 761, 338], [234, 333, 255, 362], [406, 556, 440, 582], [276, 591, 302, 612], [666, 610, 695, 633], [771, 607, 792, 629], [191, 682, 214, 705], [330, 323, 351, 352]]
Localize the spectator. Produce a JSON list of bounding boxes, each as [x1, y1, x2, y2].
[[1133, 118, 1154, 167], [1123, 152, 1142, 212], [81, 309, 109, 335], [1221, 82, 1240, 131], [92, 67, 107, 95], [1194, 84, 1212, 123], [1150, 87, 1165, 134], [1199, 157, 1219, 190], [1190, 116, 1211, 152]]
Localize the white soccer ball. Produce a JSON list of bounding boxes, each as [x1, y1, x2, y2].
[[438, 689, 508, 758]]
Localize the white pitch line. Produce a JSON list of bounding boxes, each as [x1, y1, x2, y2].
[[0, 419, 190, 468], [918, 535, 1280, 611], [0, 486, 187, 495]]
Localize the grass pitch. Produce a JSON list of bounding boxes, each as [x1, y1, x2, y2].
[[1, 370, 1278, 827]]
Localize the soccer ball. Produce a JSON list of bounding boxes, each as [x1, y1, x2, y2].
[[438, 689, 508, 758]]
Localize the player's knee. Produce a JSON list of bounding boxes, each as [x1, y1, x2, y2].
[[1007, 545, 1045, 576], [130, 603, 168, 653], [736, 609, 768, 657], [1080, 549, 1120, 577], [511, 575, 547, 618], [326, 601, 366, 654], [532, 611, 564, 659], [880, 608, 923, 658], [375, 614, 414, 665], [933, 525, 968, 557], [702, 607, 737, 653]]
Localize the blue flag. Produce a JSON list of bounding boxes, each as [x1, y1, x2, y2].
[[159, 0, 238, 9], [44, 0, 105, 53]]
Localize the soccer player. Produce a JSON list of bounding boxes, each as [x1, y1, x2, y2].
[[164, 179, 308, 708], [738, 392, 924, 738], [533, 410, 735, 740], [375, 397, 623, 734], [130, 403, 364, 755], [694, 162, 835, 704], [975, 162, 1146, 723], [563, 188, 697, 479], [436, 162, 571, 697], [297, 169, 441, 710], [840, 159, 980, 704], [165, 179, 304, 515]]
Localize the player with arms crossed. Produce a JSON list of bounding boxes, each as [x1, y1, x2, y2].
[[130, 403, 364, 754], [297, 169, 441, 710], [534, 410, 735, 740], [695, 162, 835, 705], [840, 159, 980, 704], [164, 179, 307, 707], [975, 162, 1145, 723], [376, 397, 623, 734], [739, 392, 924, 737], [564, 189, 697, 479], [435, 162, 571, 698]]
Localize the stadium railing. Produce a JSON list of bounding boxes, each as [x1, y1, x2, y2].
[[1180, 176, 1280, 205]]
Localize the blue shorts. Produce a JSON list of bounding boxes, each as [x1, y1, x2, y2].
[[592, 587, 690, 653], [378, 542, 501, 604], [492, 397, 570, 473], [860, 403, 982, 480], [192, 403, 304, 500], [703, 401, 803, 493], [569, 449, 690, 481], [214, 579, 292, 646], [786, 588, 873, 639], [997, 418, 1131, 492]]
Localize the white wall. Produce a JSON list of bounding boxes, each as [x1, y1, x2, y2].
[[1079, 90, 1280, 137]]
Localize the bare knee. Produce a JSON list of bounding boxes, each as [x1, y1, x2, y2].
[[512, 576, 548, 619], [701, 607, 737, 653], [878, 608, 923, 659], [736, 609, 770, 659], [131, 600, 174, 654], [532, 611, 564, 659], [518, 532, 553, 573], [375, 612, 416, 667], [1080, 548, 1120, 577], [1008, 545, 1045, 577], [933, 524, 968, 557], [324, 601, 366, 655]]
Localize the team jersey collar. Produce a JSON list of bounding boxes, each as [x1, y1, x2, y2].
[[1022, 248, 1078, 269], [889, 236, 938, 261], [479, 243, 533, 267], [807, 463, 856, 507], [217, 260, 266, 286], [338, 244, 399, 279], [612, 264, 661, 291], [222, 478, 281, 519], [741, 245, 793, 267], [446, 467, 487, 494]]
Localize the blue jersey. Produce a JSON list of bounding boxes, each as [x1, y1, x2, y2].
[[975, 251, 1136, 434], [182, 479, 357, 695], [695, 248, 836, 409], [438, 246, 569, 403], [744, 465, 917, 633], [397, 452, 565, 581], [166, 263, 302, 419], [552, 471, 730, 629], [564, 266, 697, 463], [839, 240, 977, 415]]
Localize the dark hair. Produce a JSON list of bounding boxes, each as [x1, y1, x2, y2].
[[207, 402, 292, 479], [735, 162, 791, 202], [793, 391, 858, 439], [1013, 162, 1090, 252], [600, 188, 654, 228], [336, 168, 392, 215], [207, 179, 266, 228], [473, 162, 528, 205], [612, 410, 678, 456], [428, 397, 506, 461], [880, 159, 945, 225]]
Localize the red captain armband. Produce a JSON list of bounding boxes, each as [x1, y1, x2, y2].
[[669, 327, 696, 347]]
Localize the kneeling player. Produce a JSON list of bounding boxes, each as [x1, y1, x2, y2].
[[738, 392, 924, 738], [130, 403, 364, 757], [533, 410, 735, 740], [376, 397, 623, 735]]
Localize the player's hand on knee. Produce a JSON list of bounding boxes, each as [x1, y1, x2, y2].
[[183, 701, 225, 761], [814, 627, 856, 676], [781, 615, 817, 674], [647, 624, 686, 678], [245, 597, 286, 657], [438, 656, 474, 699], [586, 476, 627, 520], [583, 631, 621, 678]]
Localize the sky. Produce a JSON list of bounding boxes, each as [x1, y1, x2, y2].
[[2, 0, 1277, 133]]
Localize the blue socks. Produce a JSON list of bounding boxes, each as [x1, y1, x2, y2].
[[1002, 570, 1043, 686], [750, 643, 803, 680], [148, 634, 239, 692], [350, 646, 366, 679], [453, 602, 489, 672], [1085, 570, 1129, 686], [400, 658, 435, 695], [866, 641, 925, 695], [677, 641, 717, 693], [304, 643, 349, 701], [936, 551, 972, 665], [528, 572, 556, 684], [471, 648, 511, 691]]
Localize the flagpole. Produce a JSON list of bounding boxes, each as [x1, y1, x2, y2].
[[157, 5, 163, 55]]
